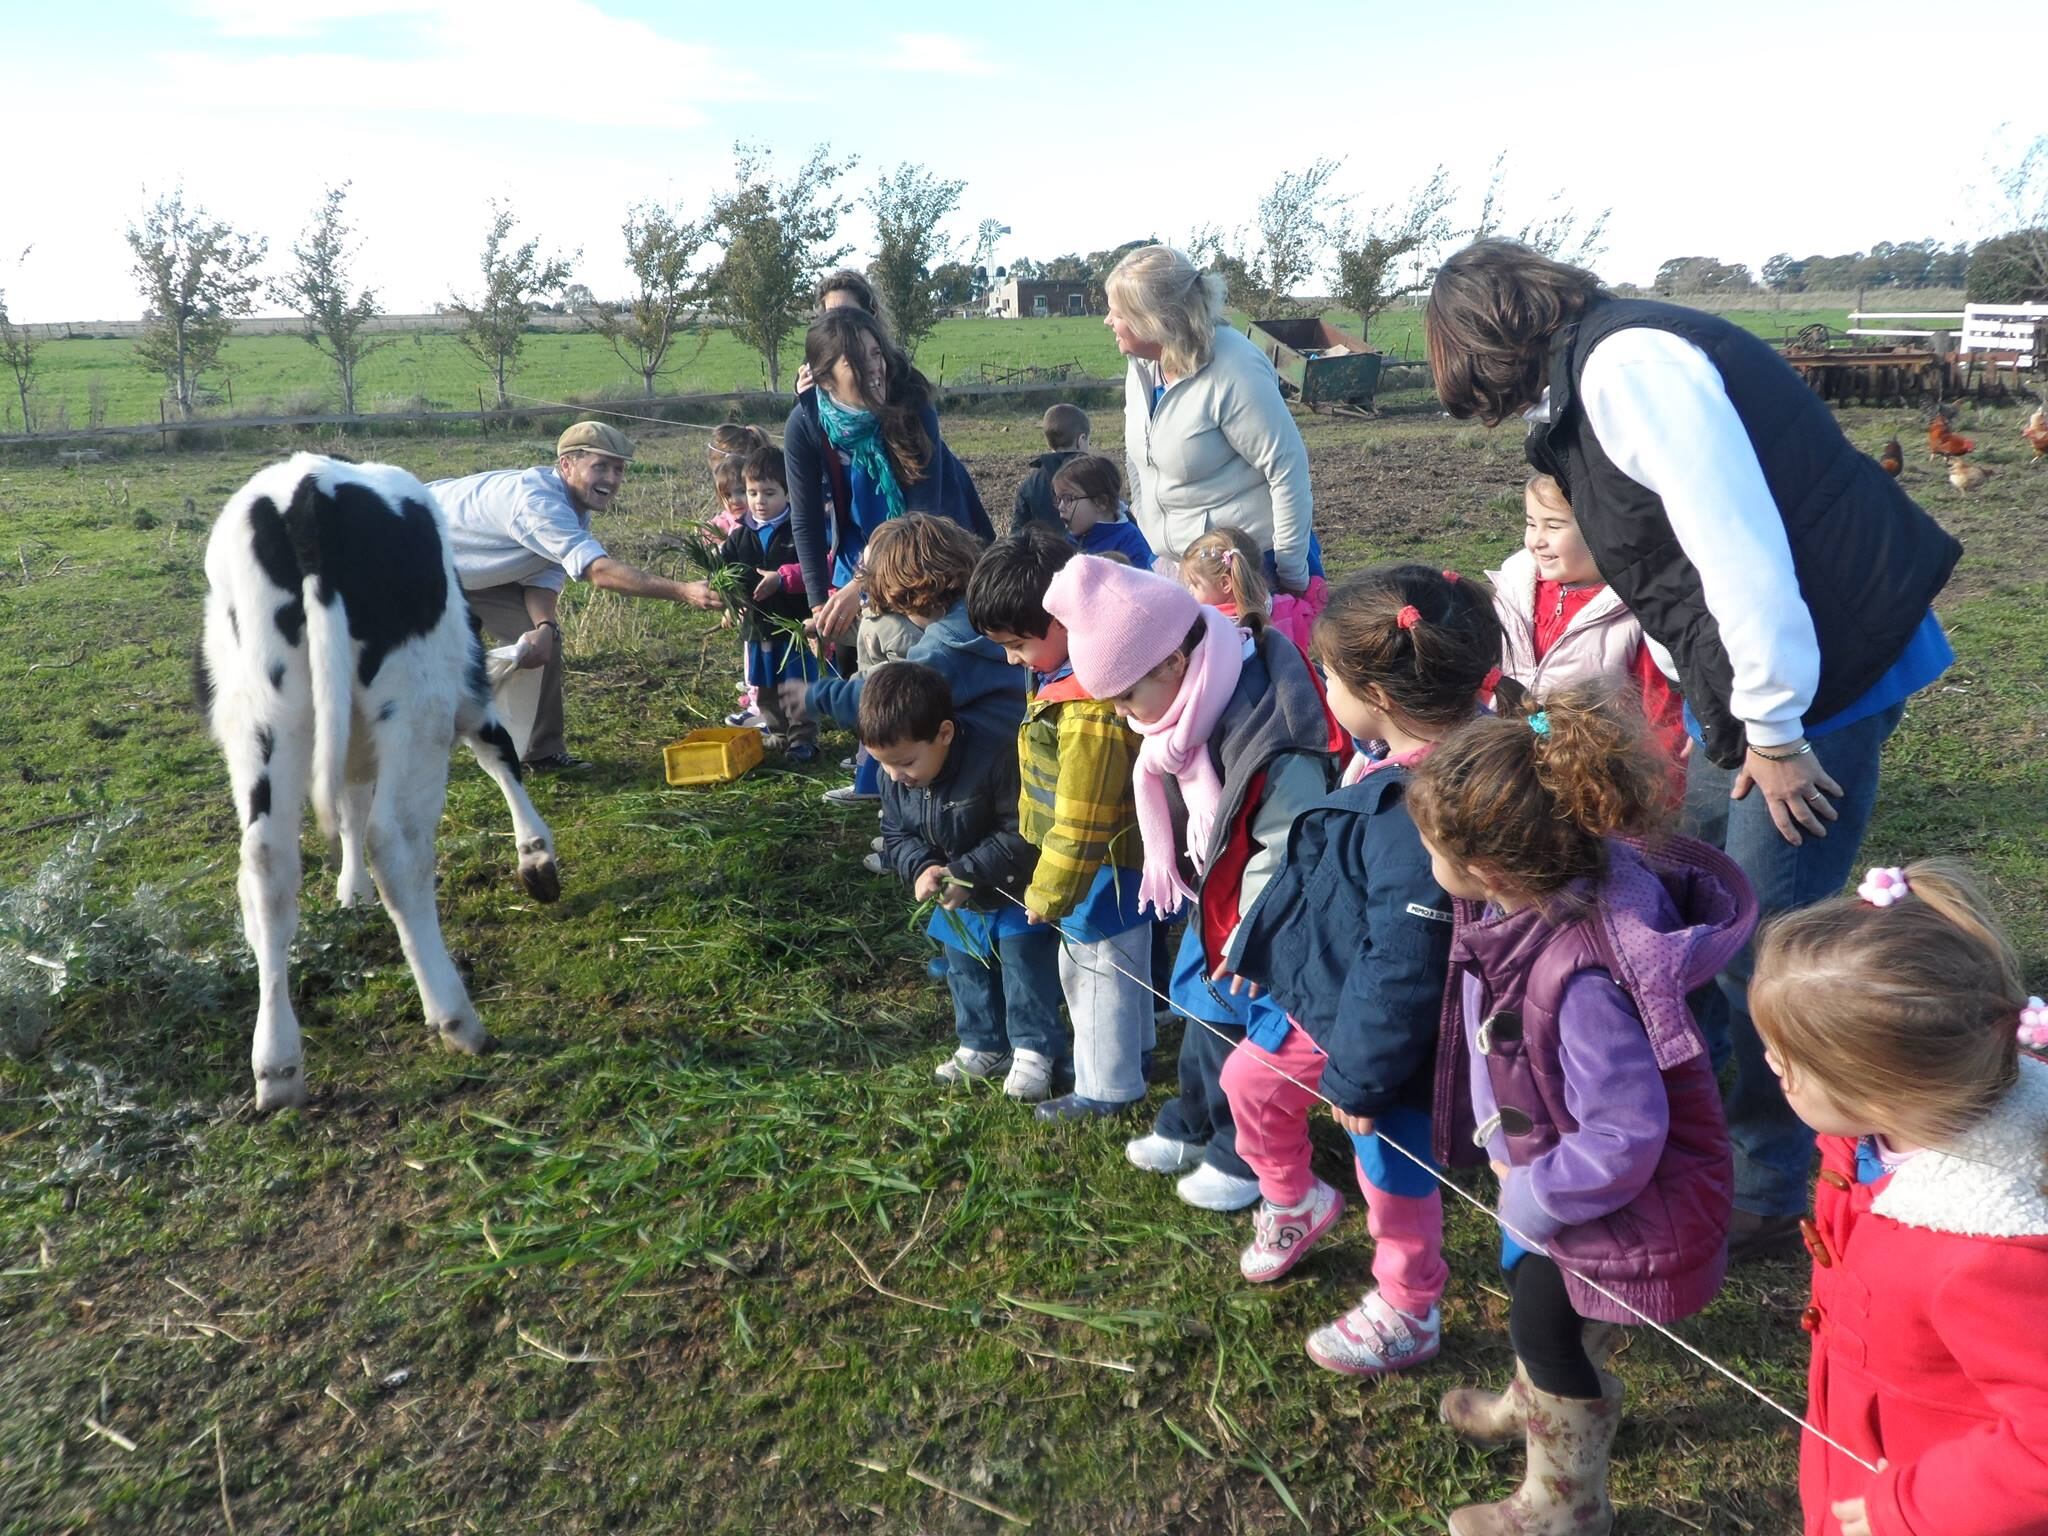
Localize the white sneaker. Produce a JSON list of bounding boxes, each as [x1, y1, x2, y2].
[[933, 1048, 1010, 1085], [822, 783, 880, 807], [1003, 1049, 1056, 1102], [1239, 1179, 1345, 1282], [1305, 1290, 1443, 1377], [870, 835, 886, 853], [1176, 1162, 1264, 1212], [1126, 1132, 1204, 1174], [862, 852, 886, 875]]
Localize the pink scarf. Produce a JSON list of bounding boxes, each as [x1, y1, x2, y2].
[[1127, 605, 1246, 915], [1340, 739, 1438, 787]]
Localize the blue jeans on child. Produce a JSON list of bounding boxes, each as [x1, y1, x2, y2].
[[945, 927, 1063, 1061], [1682, 702, 1903, 1218]]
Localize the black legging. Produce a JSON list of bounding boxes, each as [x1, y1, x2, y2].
[[1509, 1253, 1602, 1399]]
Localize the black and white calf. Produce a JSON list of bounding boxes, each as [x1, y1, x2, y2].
[[196, 453, 560, 1110]]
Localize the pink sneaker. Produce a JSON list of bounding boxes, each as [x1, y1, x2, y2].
[[1239, 1178, 1344, 1282], [1305, 1289, 1441, 1377]]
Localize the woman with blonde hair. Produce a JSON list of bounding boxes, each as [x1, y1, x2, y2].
[[1105, 245, 1319, 596]]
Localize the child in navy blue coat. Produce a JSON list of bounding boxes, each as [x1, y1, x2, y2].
[[1222, 566, 1502, 1378], [1049, 455, 1155, 570]]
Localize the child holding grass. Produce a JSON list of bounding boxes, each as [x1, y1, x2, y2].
[[968, 524, 1155, 1121], [1047, 556, 1345, 1210], [687, 447, 818, 763], [865, 662, 1064, 1102]]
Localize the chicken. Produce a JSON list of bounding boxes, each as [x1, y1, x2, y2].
[[2023, 406, 2048, 460], [1927, 412, 1975, 460], [1879, 437, 1904, 477], [1948, 461, 1991, 493]]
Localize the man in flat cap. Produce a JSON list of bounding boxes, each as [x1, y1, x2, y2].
[[435, 420, 705, 771]]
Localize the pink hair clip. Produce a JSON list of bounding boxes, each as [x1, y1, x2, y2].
[[1857, 867, 1910, 907], [1442, 569, 1461, 583], [1220, 547, 1239, 568], [2021, 997, 2048, 1050], [1396, 604, 1422, 630]]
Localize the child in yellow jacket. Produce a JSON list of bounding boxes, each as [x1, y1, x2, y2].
[[969, 524, 1155, 1120]]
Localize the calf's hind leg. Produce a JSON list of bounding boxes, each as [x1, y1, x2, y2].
[[461, 711, 560, 903], [228, 710, 315, 1110], [363, 726, 490, 1056]]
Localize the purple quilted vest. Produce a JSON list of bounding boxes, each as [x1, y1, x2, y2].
[[1430, 836, 1757, 1325]]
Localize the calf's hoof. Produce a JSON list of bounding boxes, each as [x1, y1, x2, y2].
[[436, 1016, 494, 1056], [518, 854, 561, 904], [254, 1065, 308, 1112]]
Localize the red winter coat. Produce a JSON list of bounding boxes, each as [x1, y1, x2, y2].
[[1801, 1055, 2048, 1536]]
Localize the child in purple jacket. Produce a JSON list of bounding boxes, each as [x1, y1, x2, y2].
[[1406, 683, 1757, 1536]]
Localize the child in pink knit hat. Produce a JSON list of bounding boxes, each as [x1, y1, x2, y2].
[[1045, 555, 1345, 1212]]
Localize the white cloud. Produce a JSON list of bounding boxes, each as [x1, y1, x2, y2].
[[877, 32, 997, 77]]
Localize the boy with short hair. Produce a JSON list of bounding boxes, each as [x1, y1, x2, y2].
[[967, 524, 1155, 1120], [1011, 403, 1092, 533], [864, 662, 1065, 1102], [683, 445, 819, 762]]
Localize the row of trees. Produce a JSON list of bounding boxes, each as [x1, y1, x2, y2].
[[3, 137, 2044, 433]]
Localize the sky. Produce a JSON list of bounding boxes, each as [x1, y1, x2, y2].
[[0, 0, 2041, 323]]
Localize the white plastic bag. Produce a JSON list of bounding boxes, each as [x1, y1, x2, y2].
[[485, 644, 544, 760]]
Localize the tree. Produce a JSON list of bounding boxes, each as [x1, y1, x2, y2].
[[1472, 153, 1609, 268], [1007, 256, 1042, 281], [1969, 132, 2048, 303], [1082, 239, 1151, 310], [268, 183, 390, 416], [863, 162, 965, 356], [705, 142, 855, 391], [449, 201, 576, 408], [1243, 158, 1347, 315], [0, 250, 38, 434], [593, 200, 708, 397], [971, 219, 1010, 299], [1185, 225, 1252, 309], [127, 188, 267, 420], [1327, 167, 1453, 340], [1652, 256, 1754, 295], [1761, 253, 1804, 292], [929, 261, 975, 309], [560, 283, 596, 315]]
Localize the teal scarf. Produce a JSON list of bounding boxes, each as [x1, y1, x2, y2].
[[816, 390, 906, 521]]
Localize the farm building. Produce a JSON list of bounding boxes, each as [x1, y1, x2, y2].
[[986, 278, 1093, 319]]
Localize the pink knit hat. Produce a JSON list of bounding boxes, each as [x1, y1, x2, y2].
[[1044, 554, 1201, 699]]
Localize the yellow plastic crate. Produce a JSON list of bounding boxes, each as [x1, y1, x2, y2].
[[662, 727, 765, 786]]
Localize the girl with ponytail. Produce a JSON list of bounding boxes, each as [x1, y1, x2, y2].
[[1406, 684, 1758, 1536], [1751, 862, 2048, 1536]]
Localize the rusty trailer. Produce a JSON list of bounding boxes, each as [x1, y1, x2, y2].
[[1245, 318, 1383, 411]]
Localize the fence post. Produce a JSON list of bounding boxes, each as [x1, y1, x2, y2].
[[158, 399, 167, 452], [478, 387, 488, 436]]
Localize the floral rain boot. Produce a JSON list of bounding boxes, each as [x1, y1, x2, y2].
[[1446, 1376, 1621, 1535]]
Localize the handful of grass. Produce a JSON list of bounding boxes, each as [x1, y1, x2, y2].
[[675, 527, 817, 666], [909, 874, 988, 965]]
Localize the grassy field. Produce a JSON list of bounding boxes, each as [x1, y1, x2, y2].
[[0, 400, 2041, 1534], [4, 307, 1866, 435]]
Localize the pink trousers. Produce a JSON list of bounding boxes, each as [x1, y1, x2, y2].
[[1218, 1021, 1448, 1318]]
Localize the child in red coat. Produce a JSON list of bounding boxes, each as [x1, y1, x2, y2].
[[1752, 861, 2048, 1536]]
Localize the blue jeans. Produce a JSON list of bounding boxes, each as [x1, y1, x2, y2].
[[1681, 703, 1904, 1217], [945, 927, 1063, 1060]]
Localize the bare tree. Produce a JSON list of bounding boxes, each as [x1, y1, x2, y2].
[[864, 163, 966, 357], [705, 143, 855, 391], [1968, 131, 2048, 302], [1243, 158, 1348, 316], [0, 249, 38, 433], [450, 201, 576, 408], [269, 183, 390, 416], [593, 201, 709, 398], [1472, 153, 1610, 268], [1327, 167, 1454, 342], [127, 188, 267, 420]]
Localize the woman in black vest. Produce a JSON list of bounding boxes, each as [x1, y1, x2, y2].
[[1425, 240, 1961, 1257]]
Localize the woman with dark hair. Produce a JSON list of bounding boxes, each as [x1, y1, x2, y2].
[[784, 307, 994, 803], [1424, 238, 1962, 1258]]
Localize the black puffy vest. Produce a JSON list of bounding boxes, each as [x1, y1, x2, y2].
[[1526, 298, 1961, 768]]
